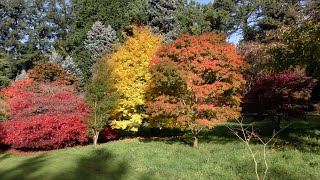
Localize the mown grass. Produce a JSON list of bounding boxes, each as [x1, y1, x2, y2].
[[0, 117, 319, 180]]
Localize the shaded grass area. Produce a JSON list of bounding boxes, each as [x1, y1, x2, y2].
[[0, 117, 319, 180]]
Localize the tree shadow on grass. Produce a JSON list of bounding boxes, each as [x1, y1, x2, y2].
[[204, 119, 320, 153], [0, 148, 130, 180], [53, 148, 128, 180], [139, 119, 320, 153], [0, 154, 47, 180]]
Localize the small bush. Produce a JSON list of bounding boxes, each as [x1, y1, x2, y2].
[[99, 126, 118, 141]]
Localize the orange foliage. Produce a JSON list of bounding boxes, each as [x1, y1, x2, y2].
[[28, 62, 78, 85], [147, 33, 246, 145]]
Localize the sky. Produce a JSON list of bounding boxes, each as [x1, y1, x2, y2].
[[196, 0, 242, 45], [197, 0, 212, 3]]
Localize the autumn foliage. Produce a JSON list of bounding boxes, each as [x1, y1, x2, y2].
[[0, 79, 89, 150], [2, 114, 88, 150], [29, 61, 78, 85], [147, 33, 246, 147], [108, 26, 162, 131], [245, 71, 316, 125]]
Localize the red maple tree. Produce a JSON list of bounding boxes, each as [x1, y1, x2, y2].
[[245, 71, 316, 130]]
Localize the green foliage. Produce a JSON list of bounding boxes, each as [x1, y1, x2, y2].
[[0, 0, 72, 71], [204, 0, 237, 34], [0, 51, 14, 89], [0, 0, 27, 60], [267, 1, 320, 79], [176, 0, 211, 36], [0, 98, 8, 122], [147, 0, 178, 42], [85, 58, 119, 144], [84, 21, 118, 62], [63, 0, 147, 83], [237, 0, 301, 42]]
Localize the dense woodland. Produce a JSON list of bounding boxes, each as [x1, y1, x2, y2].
[[0, 0, 319, 151]]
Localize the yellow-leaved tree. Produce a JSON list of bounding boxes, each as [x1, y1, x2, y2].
[[108, 26, 162, 131]]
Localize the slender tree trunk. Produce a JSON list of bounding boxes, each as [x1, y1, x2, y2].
[[93, 130, 100, 146], [193, 130, 198, 148], [273, 115, 281, 135], [276, 115, 281, 131]]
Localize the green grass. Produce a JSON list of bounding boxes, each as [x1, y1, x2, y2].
[[0, 118, 319, 180]]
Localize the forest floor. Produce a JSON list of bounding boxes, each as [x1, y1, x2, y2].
[[0, 117, 319, 180]]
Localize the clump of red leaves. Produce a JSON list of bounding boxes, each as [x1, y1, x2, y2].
[[0, 78, 89, 150], [245, 71, 316, 117]]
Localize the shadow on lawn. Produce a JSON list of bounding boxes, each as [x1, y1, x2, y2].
[[139, 118, 320, 153], [204, 119, 320, 153], [0, 149, 130, 180], [0, 154, 47, 180], [54, 149, 129, 180]]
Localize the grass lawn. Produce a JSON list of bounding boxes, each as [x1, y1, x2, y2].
[[0, 118, 319, 180]]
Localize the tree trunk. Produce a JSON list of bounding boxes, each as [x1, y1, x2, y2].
[[193, 131, 198, 148], [273, 115, 281, 134], [93, 130, 100, 146]]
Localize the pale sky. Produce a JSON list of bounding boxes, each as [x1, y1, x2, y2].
[[196, 0, 213, 3]]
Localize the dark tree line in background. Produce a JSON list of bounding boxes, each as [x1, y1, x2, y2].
[[1, 0, 319, 111], [0, 0, 305, 86]]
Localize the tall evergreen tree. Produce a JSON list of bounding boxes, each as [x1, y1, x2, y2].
[[0, 0, 27, 61], [84, 21, 117, 62], [147, 0, 178, 42], [176, 0, 211, 35], [0, 0, 72, 73], [0, 51, 14, 88], [204, 0, 238, 34], [254, 0, 300, 42]]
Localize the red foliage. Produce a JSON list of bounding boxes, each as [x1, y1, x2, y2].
[[2, 114, 88, 150], [99, 126, 118, 141], [147, 33, 246, 144], [0, 79, 89, 150], [0, 123, 4, 144], [6, 84, 84, 119], [245, 71, 316, 117]]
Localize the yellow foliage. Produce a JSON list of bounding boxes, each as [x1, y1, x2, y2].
[[108, 26, 162, 131]]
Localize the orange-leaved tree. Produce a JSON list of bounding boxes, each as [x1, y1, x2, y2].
[[147, 33, 246, 147]]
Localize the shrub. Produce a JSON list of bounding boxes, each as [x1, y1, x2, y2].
[[245, 71, 316, 130], [0, 79, 89, 150], [2, 114, 88, 150], [99, 126, 118, 141]]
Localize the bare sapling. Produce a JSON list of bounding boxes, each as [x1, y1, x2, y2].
[[226, 118, 290, 180]]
